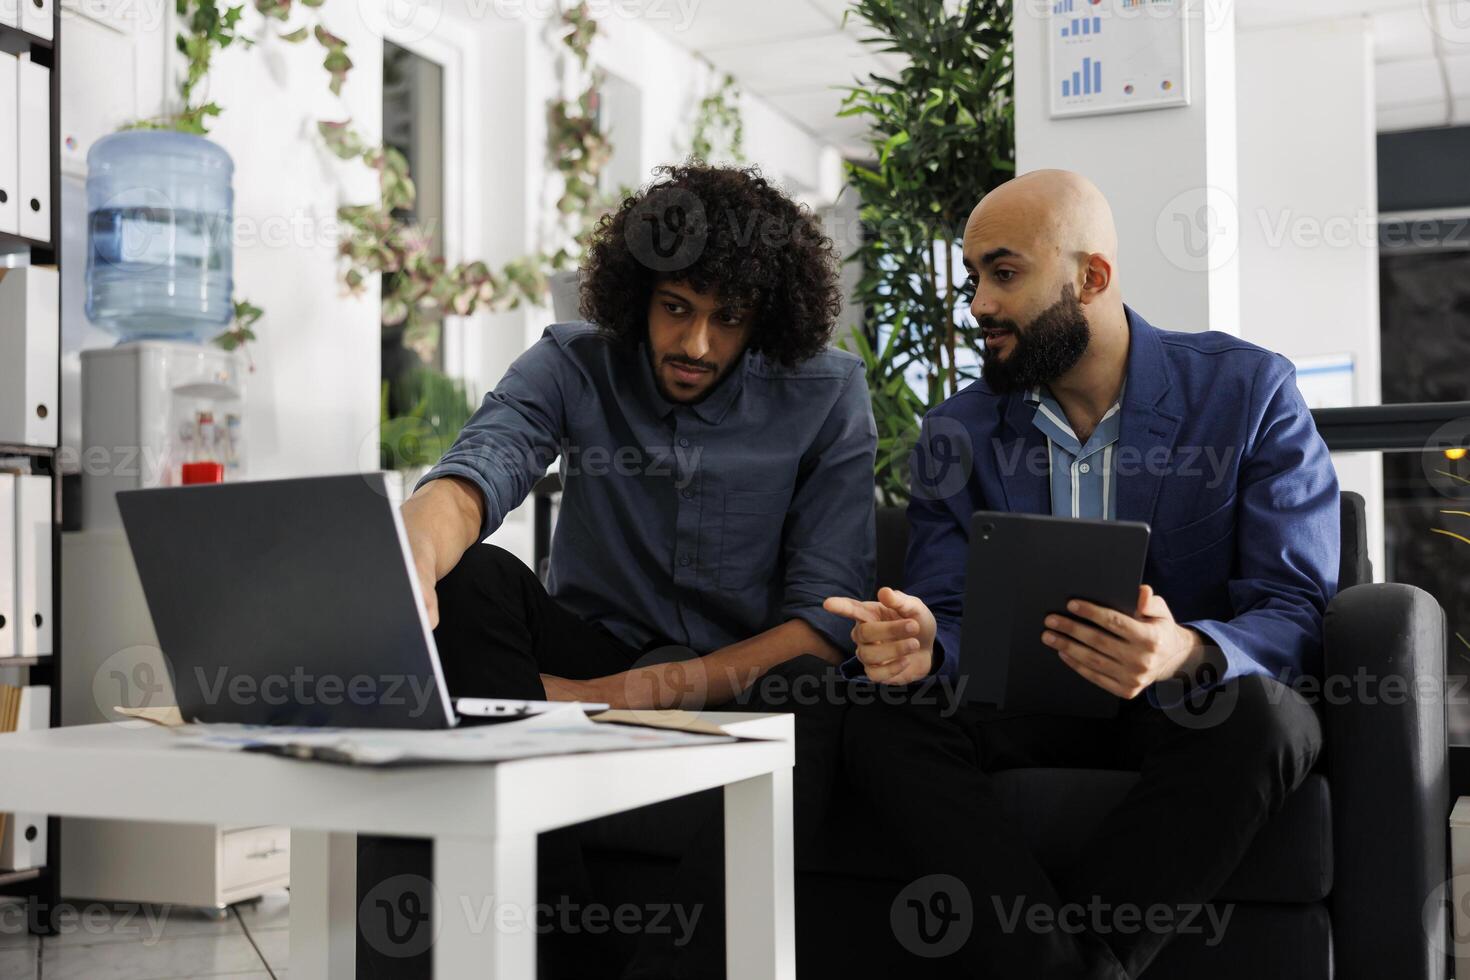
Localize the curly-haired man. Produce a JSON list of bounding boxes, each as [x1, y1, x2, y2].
[[402, 161, 875, 710], [376, 164, 876, 975]]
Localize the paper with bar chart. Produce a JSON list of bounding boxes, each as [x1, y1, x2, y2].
[[1048, 0, 1189, 118]]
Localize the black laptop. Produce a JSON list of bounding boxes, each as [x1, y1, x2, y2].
[[119, 473, 481, 728]]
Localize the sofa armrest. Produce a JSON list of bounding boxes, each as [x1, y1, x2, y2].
[[1324, 583, 1449, 980]]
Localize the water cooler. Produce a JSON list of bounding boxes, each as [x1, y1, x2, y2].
[[79, 342, 245, 529], [60, 131, 289, 909]]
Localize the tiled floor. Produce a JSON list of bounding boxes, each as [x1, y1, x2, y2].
[[0, 889, 290, 980]]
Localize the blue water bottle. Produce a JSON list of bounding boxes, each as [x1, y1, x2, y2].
[[85, 131, 235, 343]]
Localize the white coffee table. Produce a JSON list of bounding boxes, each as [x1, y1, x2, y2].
[[0, 713, 795, 979]]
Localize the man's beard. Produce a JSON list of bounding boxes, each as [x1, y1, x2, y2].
[[979, 284, 1092, 394]]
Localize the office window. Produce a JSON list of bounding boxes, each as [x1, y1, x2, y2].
[[382, 40, 446, 414], [1378, 246, 1470, 743], [597, 70, 644, 198]]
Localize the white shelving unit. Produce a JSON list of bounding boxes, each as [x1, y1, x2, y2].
[[0, 0, 62, 932]]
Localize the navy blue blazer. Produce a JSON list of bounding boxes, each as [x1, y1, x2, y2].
[[906, 307, 1340, 700]]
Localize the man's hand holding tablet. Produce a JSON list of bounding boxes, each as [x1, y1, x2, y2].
[[1043, 585, 1210, 699], [825, 582, 1212, 697]]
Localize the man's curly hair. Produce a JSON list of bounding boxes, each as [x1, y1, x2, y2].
[[580, 162, 843, 367]]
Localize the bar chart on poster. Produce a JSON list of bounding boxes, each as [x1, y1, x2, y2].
[[1049, 0, 1189, 118]]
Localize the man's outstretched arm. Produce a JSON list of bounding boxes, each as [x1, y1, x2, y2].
[[399, 330, 576, 626], [401, 476, 484, 629], [544, 619, 841, 709]]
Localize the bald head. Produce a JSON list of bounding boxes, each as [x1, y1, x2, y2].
[[967, 169, 1118, 273]]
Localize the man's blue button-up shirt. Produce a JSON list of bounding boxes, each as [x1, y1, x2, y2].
[[418, 322, 878, 657], [1025, 383, 1125, 521]]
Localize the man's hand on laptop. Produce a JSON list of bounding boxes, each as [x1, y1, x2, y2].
[[823, 588, 936, 685], [1044, 585, 1209, 699]]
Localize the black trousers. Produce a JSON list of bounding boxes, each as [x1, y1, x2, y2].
[[357, 544, 847, 979], [842, 671, 1323, 978]]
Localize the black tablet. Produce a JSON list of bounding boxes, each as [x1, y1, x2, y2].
[[959, 511, 1151, 719]]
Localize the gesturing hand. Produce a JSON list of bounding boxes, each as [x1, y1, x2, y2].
[[822, 587, 937, 685]]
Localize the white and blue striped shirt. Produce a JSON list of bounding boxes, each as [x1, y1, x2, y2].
[[1024, 384, 1125, 520]]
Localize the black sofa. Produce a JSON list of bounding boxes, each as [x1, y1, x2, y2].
[[574, 492, 1451, 979]]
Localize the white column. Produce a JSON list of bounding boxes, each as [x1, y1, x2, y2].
[[1236, 18, 1384, 577], [1014, 0, 1239, 334]]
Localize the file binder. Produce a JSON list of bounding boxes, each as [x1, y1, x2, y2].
[[19, 0, 50, 40], [15, 474, 51, 658], [0, 265, 59, 447], [0, 52, 16, 236], [17, 57, 49, 243], [0, 475, 13, 659], [0, 685, 50, 870]]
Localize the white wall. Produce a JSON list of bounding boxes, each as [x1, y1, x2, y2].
[[1236, 18, 1385, 575], [208, 8, 384, 480], [1015, 0, 1239, 333]]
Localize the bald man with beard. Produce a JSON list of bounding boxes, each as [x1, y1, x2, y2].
[[825, 171, 1338, 978]]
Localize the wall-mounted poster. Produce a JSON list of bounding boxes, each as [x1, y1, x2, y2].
[[1049, 0, 1190, 119], [1291, 353, 1356, 410]]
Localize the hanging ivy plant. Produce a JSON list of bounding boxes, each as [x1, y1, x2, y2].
[[689, 72, 745, 163], [322, 2, 611, 360]]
